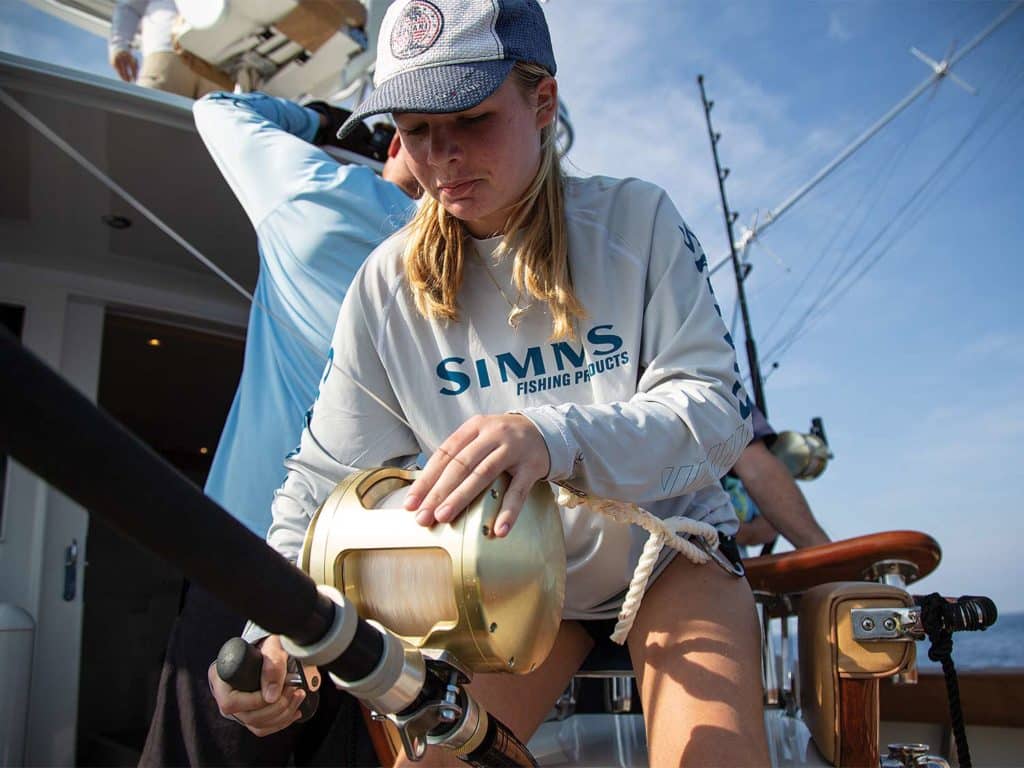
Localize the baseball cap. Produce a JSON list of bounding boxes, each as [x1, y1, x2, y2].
[[338, 0, 556, 139]]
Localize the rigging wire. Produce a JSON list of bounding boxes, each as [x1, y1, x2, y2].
[[735, 149, 873, 311], [762, 58, 1024, 361], [786, 81, 1024, 351], [762, 66, 1024, 364], [805, 65, 1023, 327], [758, 89, 936, 346], [729, 286, 741, 339], [708, 0, 1023, 277], [816, 92, 936, 302]]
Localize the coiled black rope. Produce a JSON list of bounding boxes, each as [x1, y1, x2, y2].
[[916, 593, 997, 768]]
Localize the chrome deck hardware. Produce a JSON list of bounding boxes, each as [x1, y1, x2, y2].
[[851, 607, 925, 642], [881, 742, 950, 768]]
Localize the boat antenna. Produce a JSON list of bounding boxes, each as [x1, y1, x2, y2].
[[697, 74, 768, 417], [708, 0, 1023, 276]]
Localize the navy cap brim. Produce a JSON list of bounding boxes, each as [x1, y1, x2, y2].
[[338, 59, 515, 140]]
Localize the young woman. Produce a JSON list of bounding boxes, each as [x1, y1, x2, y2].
[[210, 1, 770, 764]]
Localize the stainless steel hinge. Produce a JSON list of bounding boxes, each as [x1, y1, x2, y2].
[[851, 607, 925, 642]]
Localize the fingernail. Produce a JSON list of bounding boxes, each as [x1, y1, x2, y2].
[[265, 684, 279, 702], [496, 521, 510, 537], [415, 509, 433, 526], [404, 493, 420, 509], [435, 505, 451, 521]]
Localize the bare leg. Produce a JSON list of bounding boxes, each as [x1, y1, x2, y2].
[[394, 621, 594, 767], [627, 555, 769, 767]]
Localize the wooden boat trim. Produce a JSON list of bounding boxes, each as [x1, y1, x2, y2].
[[839, 677, 880, 767], [744, 531, 942, 594]]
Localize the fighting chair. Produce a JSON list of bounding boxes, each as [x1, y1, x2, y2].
[[562, 531, 942, 767], [749, 531, 940, 766]]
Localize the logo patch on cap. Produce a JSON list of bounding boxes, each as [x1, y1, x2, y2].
[[390, 0, 444, 60]]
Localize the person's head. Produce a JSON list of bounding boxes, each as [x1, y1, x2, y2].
[[381, 132, 423, 200], [392, 62, 558, 237], [339, 0, 584, 339]]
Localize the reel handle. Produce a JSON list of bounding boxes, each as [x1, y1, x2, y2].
[[216, 637, 319, 723]]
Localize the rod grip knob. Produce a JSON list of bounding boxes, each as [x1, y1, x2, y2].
[[216, 637, 319, 723]]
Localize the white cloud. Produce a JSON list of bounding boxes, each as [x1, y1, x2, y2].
[[543, 2, 846, 267], [956, 330, 1024, 368], [543, 0, 1024, 615], [799, 391, 1024, 609], [828, 11, 852, 42], [763, 356, 834, 392]]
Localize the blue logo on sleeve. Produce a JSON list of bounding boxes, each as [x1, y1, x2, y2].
[[685, 225, 751, 420]]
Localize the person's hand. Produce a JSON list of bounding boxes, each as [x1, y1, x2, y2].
[[404, 414, 550, 536], [110, 50, 138, 82], [207, 635, 306, 736]]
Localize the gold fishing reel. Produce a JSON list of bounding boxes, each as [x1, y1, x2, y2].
[[300, 468, 566, 674], [771, 430, 833, 480]]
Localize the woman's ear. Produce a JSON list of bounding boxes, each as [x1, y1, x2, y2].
[[388, 132, 402, 159], [534, 77, 559, 130]]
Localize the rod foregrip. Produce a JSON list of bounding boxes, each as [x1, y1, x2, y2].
[[461, 712, 537, 768], [215, 637, 319, 722]]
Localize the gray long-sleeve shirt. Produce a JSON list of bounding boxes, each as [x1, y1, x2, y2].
[[256, 175, 753, 627]]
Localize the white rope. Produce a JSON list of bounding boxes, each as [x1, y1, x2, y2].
[[556, 488, 719, 644]]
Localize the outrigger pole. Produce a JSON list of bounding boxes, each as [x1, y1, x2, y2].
[[698, 74, 768, 417], [707, 0, 1023, 276], [0, 327, 537, 767]]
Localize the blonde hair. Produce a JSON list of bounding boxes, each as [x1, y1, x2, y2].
[[403, 62, 586, 341]]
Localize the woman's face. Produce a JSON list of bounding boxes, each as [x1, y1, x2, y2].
[[394, 74, 558, 238]]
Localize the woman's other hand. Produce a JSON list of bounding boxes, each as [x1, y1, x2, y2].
[[404, 414, 550, 536], [207, 635, 305, 736]]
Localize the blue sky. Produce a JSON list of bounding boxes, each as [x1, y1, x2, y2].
[[1, 1, 1022, 611], [539, 0, 1024, 611]]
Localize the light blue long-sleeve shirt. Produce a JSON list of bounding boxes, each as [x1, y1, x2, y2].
[[193, 92, 414, 535]]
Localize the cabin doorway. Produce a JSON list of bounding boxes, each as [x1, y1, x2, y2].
[[0, 303, 25, 535], [76, 309, 243, 766]]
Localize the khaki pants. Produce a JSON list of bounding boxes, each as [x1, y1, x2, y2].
[[138, 51, 223, 99]]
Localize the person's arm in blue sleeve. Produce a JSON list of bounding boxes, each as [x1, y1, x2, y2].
[[192, 92, 330, 229]]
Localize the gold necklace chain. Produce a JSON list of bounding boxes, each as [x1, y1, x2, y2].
[[474, 252, 532, 329]]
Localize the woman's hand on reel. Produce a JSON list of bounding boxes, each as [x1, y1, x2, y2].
[[207, 635, 306, 736], [405, 413, 550, 536]]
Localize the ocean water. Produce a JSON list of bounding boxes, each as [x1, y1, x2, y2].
[[915, 611, 1024, 670]]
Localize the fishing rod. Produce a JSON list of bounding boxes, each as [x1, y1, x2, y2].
[[0, 325, 536, 767]]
